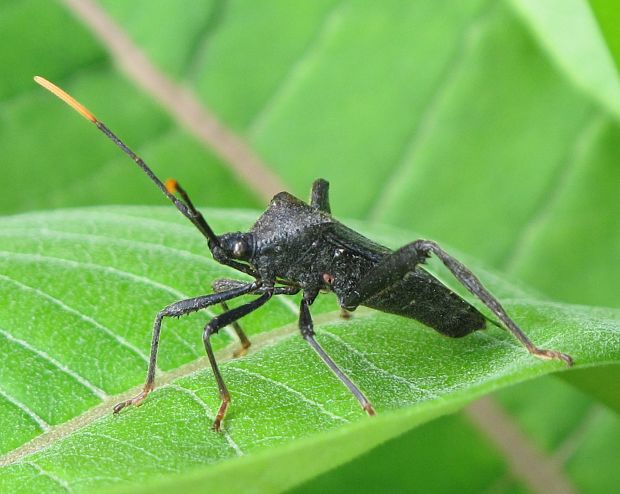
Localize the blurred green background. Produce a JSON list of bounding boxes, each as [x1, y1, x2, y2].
[[1, 0, 619, 492]]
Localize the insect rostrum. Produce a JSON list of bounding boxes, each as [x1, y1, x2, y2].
[[35, 76, 573, 432]]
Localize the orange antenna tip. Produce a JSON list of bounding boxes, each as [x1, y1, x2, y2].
[[165, 179, 178, 194], [34, 76, 97, 123]]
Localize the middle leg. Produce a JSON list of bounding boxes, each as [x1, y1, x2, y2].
[[203, 290, 274, 431], [213, 279, 251, 357], [113, 281, 259, 414], [203, 284, 302, 430], [299, 296, 375, 416]]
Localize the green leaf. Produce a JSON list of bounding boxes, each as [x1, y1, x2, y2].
[[588, 0, 620, 75], [290, 413, 513, 494], [0, 1, 259, 215], [560, 363, 620, 412], [491, 374, 620, 493], [3, 1, 620, 492], [512, 0, 620, 119], [0, 207, 617, 493], [293, 374, 620, 494], [4, 0, 617, 305], [3, 1, 618, 305]]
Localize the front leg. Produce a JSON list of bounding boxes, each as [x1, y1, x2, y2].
[[344, 240, 573, 366], [113, 281, 259, 415]]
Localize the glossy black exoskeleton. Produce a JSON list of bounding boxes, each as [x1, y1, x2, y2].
[[36, 76, 573, 431]]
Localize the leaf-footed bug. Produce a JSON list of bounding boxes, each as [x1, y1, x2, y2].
[[35, 76, 573, 431]]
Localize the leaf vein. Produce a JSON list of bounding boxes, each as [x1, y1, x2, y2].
[[321, 329, 439, 399], [20, 461, 72, 493], [228, 365, 348, 423], [0, 389, 50, 433], [76, 432, 170, 466], [0, 252, 200, 358], [0, 270, 152, 366], [0, 226, 299, 321], [0, 328, 107, 400], [166, 384, 243, 456]]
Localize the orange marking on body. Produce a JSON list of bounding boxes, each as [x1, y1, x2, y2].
[[165, 179, 178, 194], [34, 76, 97, 123]]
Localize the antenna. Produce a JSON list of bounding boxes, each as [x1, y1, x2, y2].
[[33, 76, 220, 248]]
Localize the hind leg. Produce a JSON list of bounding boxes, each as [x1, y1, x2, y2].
[[344, 239, 573, 366]]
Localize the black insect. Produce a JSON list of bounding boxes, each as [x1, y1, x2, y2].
[[35, 76, 573, 431]]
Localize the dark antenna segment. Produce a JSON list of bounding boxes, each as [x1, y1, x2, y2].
[[33, 76, 220, 248]]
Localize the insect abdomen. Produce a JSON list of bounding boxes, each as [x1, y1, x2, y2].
[[361, 269, 486, 337]]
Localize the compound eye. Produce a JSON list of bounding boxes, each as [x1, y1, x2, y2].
[[232, 240, 248, 259]]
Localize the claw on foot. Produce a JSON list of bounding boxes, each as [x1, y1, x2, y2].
[[363, 402, 376, 417], [232, 346, 249, 358], [211, 398, 230, 432], [531, 347, 574, 367], [211, 418, 222, 432], [339, 308, 352, 320], [231, 331, 251, 359], [232, 339, 251, 358], [113, 386, 152, 414]]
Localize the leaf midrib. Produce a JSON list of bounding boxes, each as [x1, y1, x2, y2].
[[0, 307, 372, 467]]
